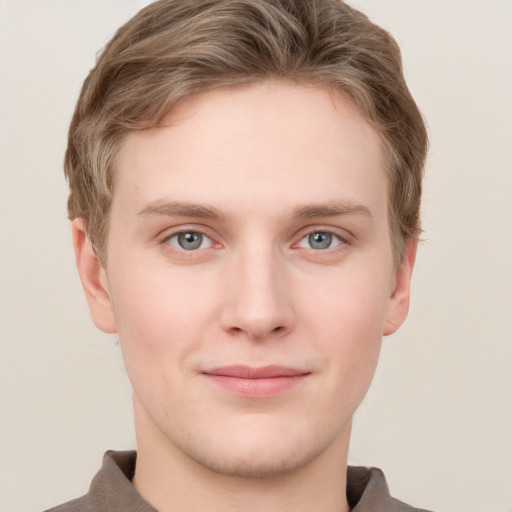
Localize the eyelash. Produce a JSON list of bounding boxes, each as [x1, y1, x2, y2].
[[296, 230, 347, 251], [160, 227, 350, 254], [161, 229, 215, 252]]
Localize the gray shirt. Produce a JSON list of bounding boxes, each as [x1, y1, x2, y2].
[[45, 450, 433, 512]]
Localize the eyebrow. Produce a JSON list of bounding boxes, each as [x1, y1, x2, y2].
[[137, 199, 372, 221], [293, 201, 373, 220], [137, 200, 224, 219]]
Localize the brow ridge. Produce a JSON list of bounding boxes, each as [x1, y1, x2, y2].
[[137, 200, 223, 219], [293, 201, 373, 220], [137, 199, 372, 222]]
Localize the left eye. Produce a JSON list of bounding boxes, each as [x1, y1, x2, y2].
[[167, 231, 213, 251], [298, 231, 343, 250]]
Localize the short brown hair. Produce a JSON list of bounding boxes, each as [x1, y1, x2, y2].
[[65, 0, 428, 264]]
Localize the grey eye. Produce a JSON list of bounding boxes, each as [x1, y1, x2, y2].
[[178, 232, 203, 250], [297, 231, 342, 250], [308, 232, 333, 250], [168, 231, 212, 251]]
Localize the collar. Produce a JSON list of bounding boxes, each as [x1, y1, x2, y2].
[[77, 450, 428, 512]]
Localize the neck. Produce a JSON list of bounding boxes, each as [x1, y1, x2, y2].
[[132, 405, 351, 512]]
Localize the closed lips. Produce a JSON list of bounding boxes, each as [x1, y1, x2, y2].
[[202, 365, 310, 378]]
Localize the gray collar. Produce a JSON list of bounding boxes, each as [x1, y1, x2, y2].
[[47, 450, 432, 512]]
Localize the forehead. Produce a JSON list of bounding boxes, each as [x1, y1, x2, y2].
[[114, 81, 387, 221]]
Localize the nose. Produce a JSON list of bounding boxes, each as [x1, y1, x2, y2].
[[220, 246, 295, 342]]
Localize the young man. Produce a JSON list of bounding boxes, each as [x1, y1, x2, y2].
[[49, 0, 430, 511]]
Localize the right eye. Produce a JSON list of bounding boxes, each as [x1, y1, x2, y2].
[[296, 231, 344, 250], [165, 231, 213, 251]]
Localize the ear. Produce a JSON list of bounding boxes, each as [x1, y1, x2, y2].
[[72, 219, 117, 334], [383, 238, 418, 336]]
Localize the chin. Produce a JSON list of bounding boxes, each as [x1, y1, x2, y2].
[[171, 416, 348, 480], [185, 440, 317, 479]]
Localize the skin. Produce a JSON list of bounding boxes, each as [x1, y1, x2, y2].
[[73, 81, 416, 512]]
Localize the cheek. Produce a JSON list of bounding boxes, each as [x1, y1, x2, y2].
[[299, 265, 389, 394], [108, 266, 212, 366], [300, 261, 391, 339], [108, 272, 204, 416]]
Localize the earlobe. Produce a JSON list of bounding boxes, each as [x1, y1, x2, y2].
[[72, 219, 117, 334], [383, 238, 418, 336]]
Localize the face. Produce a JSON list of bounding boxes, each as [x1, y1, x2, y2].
[[75, 81, 414, 478]]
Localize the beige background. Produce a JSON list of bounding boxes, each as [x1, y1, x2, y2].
[[1, 1, 511, 511]]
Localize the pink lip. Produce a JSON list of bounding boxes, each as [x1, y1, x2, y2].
[[201, 365, 310, 397]]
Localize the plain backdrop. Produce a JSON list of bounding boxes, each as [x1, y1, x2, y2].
[[1, 1, 511, 511]]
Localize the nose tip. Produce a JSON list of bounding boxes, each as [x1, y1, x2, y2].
[[220, 256, 295, 342], [227, 317, 288, 342]]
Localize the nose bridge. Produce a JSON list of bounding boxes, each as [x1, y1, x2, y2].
[[221, 240, 294, 340]]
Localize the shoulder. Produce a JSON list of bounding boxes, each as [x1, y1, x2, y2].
[[348, 466, 435, 512], [41, 451, 153, 512], [43, 494, 93, 512]]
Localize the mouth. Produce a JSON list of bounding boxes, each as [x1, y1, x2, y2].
[[201, 365, 310, 397]]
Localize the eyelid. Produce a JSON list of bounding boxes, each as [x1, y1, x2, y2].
[[159, 225, 220, 250], [156, 223, 352, 253], [297, 232, 343, 250], [168, 232, 213, 250], [293, 225, 352, 247]]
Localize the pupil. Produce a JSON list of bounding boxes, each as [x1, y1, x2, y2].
[[309, 232, 332, 250], [178, 232, 202, 250]]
